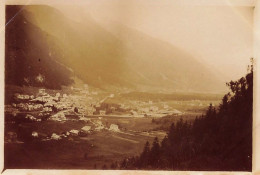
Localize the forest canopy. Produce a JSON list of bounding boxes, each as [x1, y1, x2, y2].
[[115, 62, 253, 171]]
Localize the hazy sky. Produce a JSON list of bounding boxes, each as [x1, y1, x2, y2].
[[55, 0, 253, 82]]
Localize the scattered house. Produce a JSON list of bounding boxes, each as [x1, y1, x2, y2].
[[69, 129, 79, 135], [16, 103, 28, 111], [93, 120, 105, 131], [56, 93, 61, 98], [44, 101, 56, 107], [53, 97, 59, 102], [38, 89, 46, 96], [79, 116, 91, 121], [32, 131, 38, 137], [14, 93, 30, 101], [49, 112, 66, 121], [38, 112, 50, 118], [42, 107, 52, 112], [32, 95, 52, 103], [51, 133, 61, 140], [61, 134, 67, 138], [81, 126, 91, 132], [28, 103, 43, 111], [110, 107, 116, 112], [99, 110, 106, 115], [95, 125, 105, 131], [25, 114, 41, 122], [35, 74, 45, 83], [109, 124, 120, 132], [93, 120, 103, 127], [55, 103, 68, 111], [87, 111, 94, 116]]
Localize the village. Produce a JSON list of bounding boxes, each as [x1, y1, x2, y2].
[[4, 84, 187, 143], [4, 84, 220, 169]]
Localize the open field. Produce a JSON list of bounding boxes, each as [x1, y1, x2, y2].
[[5, 116, 169, 169], [4, 86, 221, 169]]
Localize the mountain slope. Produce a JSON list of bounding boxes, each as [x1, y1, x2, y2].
[[24, 5, 134, 89], [105, 24, 225, 92], [6, 5, 225, 93], [5, 5, 74, 89]]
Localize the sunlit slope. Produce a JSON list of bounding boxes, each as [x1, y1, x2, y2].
[[7, 5, 225, 92], [106, 24, 225, 92], [24, 5, 133, 88]]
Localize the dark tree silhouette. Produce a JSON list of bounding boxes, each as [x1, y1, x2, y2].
[[117, 61, 253, 171]]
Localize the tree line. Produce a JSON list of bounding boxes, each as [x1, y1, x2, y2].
[[109, 62, 253, 171]]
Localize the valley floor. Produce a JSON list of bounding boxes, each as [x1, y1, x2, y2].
[[4, 85, 220, 169]]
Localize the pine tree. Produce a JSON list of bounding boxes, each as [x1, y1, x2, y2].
[[150, 137, 160, 168], [139, 141, 150, 168]]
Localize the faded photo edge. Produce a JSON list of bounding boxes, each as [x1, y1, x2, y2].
[[0, 0, 259, 175]]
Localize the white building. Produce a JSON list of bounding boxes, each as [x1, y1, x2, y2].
[[109, 124, 120, 132], [99, 110, 106, 115]]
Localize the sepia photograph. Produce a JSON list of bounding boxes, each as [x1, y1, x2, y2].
[[2, 0, 258, 173]]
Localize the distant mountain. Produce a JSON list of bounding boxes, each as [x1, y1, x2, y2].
[[22, 5, 134, 89], [5, 5, 225, 93], [103, 23, 225, 92]]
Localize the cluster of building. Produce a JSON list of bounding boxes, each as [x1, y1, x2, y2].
[[4, 85, 186, 144], [30, 120, 120, 142], [115, 100, 183, 118], [5, 85, 184, 123], [5, 86, 104, 121]]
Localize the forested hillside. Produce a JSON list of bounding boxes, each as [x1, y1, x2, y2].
[[5, 6, 74, 89], [115, 63, 253, 171]]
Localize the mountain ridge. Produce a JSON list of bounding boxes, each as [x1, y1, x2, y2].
[[5, 5, 226, 93]]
